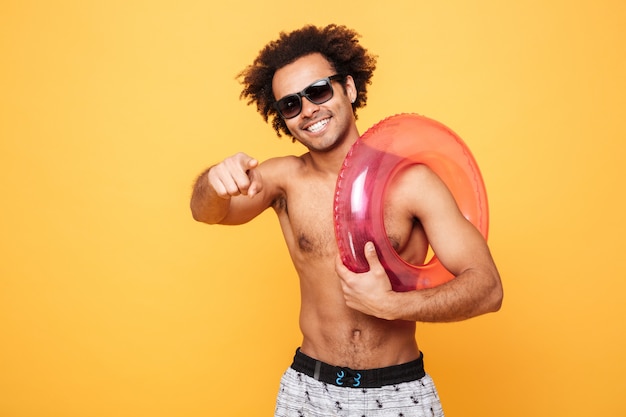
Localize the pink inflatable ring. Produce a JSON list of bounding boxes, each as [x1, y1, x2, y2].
[[333, 113, 489, 291]]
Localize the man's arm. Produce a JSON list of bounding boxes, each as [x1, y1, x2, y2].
[[336, 240, 502, 322], [335, 165, 503, 322]]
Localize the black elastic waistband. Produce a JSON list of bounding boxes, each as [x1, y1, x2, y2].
[[290, 348, 426, 389]]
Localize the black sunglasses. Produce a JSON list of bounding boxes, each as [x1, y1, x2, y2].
[[274, 74, 345, 119]]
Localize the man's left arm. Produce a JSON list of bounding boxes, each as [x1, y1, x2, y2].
[[335, 165, 503, 322]]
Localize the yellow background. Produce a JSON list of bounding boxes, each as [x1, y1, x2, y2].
[[1, 1, 624, 416]]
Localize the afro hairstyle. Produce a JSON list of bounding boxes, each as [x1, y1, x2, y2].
[[238, 24, 377, 138]]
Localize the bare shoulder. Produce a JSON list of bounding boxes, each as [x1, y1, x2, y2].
[[258, 154, 304, 173], [395, 164, 447, 190], [257, 154, 306, 188], [389, 164, 458, 213], [254, 154, 308, 207]]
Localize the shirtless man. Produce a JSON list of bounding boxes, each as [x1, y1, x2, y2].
[[190, 24, 502, 416]]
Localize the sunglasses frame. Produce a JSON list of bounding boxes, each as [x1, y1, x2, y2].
[[274, 74, 345, 119]]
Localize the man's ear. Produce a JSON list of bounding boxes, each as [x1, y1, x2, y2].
[[345, 75, 357, 104]]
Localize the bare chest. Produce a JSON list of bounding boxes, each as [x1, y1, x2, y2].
[[281, 182, 337, 257], [275, 182, 425, 263]]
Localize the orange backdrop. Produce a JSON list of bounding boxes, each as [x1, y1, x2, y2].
[[1, 1, 625, 416]]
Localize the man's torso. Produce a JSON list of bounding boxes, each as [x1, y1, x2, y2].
[[267, 154, 428, 369]]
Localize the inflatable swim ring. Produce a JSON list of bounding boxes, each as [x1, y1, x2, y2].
[[333, 113, 488, 291]]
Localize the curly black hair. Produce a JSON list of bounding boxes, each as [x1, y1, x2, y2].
[[238, 24, 377, 138]]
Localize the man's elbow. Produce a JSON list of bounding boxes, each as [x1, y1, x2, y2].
[[487, 278, 504, 313], [190, 205, 220, 225]]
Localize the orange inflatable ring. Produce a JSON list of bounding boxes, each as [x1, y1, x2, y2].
[[333, 113, 489, 291]]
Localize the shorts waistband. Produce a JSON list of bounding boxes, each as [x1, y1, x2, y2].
[[290, 348, 426, 389]]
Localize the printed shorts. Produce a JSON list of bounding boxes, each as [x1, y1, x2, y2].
[[274, 350, 444, 417]]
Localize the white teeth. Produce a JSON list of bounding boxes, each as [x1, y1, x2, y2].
[[307, 118, 329, 133]]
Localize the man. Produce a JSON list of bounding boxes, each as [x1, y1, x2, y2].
[[191, 24, 502, 416]]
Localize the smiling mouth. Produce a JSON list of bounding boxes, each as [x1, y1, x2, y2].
[[306, 117, 330, 133]]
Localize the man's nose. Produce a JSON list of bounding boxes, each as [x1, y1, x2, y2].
[[300, 96, 320, 117]]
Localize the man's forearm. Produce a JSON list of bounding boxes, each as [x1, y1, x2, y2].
[[386, 268, 503, 323], [190, 167, 230, 224]]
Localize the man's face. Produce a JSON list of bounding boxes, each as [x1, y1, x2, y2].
[[272, 53, 358, 152]]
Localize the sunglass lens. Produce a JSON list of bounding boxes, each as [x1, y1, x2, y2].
[[278, 95, 301, 119], [305, 81, 333, 104]]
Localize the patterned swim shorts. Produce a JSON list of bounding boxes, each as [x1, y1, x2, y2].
[[274, 349, 444, 417]]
